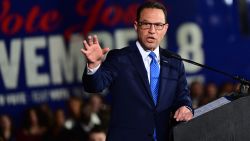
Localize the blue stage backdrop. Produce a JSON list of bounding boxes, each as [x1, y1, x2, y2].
[[0, 0, 250, 122]]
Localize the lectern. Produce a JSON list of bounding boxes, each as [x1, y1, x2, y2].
[[173, 96, 250, 141]]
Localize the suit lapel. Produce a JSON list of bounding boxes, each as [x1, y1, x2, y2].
[[157, 48, 171, 108], [128, 45, 155, 107]]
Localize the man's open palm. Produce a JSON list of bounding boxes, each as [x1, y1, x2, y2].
[[81, 35, 109, 68]]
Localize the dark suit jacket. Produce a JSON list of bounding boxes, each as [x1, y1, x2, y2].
[[82, 44, 192, 141]]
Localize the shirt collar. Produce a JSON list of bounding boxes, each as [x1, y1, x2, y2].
[[136, 41, 160, 61]]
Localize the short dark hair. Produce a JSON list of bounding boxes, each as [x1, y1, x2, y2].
[[136, 1, 167, 23]]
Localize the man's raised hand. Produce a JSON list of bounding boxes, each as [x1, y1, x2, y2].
[[81, 35, 110, 69]]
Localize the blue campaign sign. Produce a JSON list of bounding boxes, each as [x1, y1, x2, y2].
[[0, 0, 144, 121], [0, 0, 250, 121], [166, 0, 250, 84]]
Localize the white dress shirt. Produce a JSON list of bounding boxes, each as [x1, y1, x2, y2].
[[136, 41, 160, 83]]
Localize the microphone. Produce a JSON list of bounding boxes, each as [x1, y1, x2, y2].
[[161, 49, 250, 96]]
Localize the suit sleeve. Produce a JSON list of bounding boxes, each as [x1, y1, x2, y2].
[[82, 50, 119, 93], [172, 60, 193, 114]]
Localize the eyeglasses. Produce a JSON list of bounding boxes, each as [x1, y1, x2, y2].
[[138, 22, 166, 30]]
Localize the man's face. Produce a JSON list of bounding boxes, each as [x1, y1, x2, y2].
[[134, 8, 168, 50]]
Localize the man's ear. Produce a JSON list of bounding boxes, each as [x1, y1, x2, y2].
[[164, 23, 169, 33], [134, 21, 138, 31]]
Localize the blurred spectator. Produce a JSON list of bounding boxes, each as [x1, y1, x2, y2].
[[98, 105, 111, 130], [88, 94, 111, 131], [65, 98, 110, 141], [204, 83, 218, 102], [0, 114, 15, 141], [44, 108, 68, 141], [66, 104, 93, 141], [198, 97, 210, 107], [54, 109, 66, 132], [234, 83, 241, 93], [16, 108, 46, 141], [88, 94, 104, 126], [189, 81, 204, 109], [38, 104, 53, 130], [64, 96, 83, 130], [88, 126, 106, 141], [218, 82, 234, 97], [89, 94, 104, 114]]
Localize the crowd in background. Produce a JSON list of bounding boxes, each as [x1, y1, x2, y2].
[[0, 81, 240, 141], [0, 94, 109, 141], [190, 81, 240, 109]]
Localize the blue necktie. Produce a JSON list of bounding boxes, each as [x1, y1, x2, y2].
[[149, 51, 160, 105], [149, 51, 160, 141]]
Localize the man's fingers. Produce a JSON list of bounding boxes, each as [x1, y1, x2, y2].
[[185, 112, 193, 121], [93, 35, 99, 44], [102, 47, 110, 55], [179, 112, 192, 121], [88, 35, 93, 45], [80, 48, 89, 56], [83, 40, 90, 49], [174, 109, 180, 119], [176, 112, 184, 121]]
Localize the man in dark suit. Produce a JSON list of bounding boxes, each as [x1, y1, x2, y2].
[[81, 1, 193, 141]]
